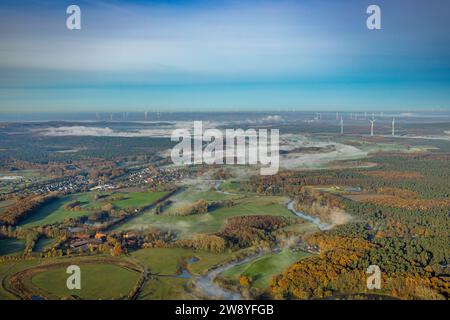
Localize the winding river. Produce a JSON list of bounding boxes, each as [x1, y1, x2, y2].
[[193, 198, 332, 299], [194, 253, 265, 300], [286, 201, 332, 231]]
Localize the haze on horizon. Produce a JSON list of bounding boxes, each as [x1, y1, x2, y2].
[[0, 0, 449, 113]]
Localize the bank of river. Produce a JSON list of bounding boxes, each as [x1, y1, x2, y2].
[[192, 193, 331, 299], [287, 201, 332, 230], [194, 252, 264, 300]]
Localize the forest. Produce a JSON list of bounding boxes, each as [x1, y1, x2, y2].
[[268, 152, 450, 300]]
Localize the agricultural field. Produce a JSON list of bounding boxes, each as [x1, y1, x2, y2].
[[18, 196, 90, 228], [220, 249, 311, 290], [30, 263, 140, 300], [108, 191, 169, 209], [0, 256, 143, 300], [169, 186, 240, 203], [130, 247, 262, 299], [115, 193, 293, 236], [0, 260, 41, 300], [18, 191, 169, 228], [139, 277, 195, 300], [131, 247, 237, 276], [219, 181, 245, 194]]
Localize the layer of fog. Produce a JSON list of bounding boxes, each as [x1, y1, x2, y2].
[[35, 122, 219, 138], [279, 134, 367, 169]]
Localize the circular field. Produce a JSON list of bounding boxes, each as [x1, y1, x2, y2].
[[8, 259, 143, 300]]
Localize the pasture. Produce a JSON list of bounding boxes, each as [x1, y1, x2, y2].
[[18, 191, 169, 228], [220, 249, 311, 290], [115, 194, 293, 236], [139, 277, 195, 300], [29, 263, 140, 300], [131, 247, 236, 276]]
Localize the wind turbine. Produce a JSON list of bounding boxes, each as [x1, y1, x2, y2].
[[340, 116, 344, 135], [369, 119, 376, 136], [144, 111, 148, 121]]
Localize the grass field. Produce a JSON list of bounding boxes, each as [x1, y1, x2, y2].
[[109, 191, 169, 209], [170, 186, 240, 203], [18, 191, 169, 228], [115, 194, 293, 236], [220, 249, 311, 290], [0, 238, 25, 256], [220, 181, 244, 193], [0, 263, 21, 299], [0, 260, 40, 300], [19, 195, 90, 228], [139, 277, 195, 300], [131, 247, 242, 300], [131, 247, 237, 276], [30, 263, 140, 300]]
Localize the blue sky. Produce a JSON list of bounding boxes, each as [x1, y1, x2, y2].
[[0, 0, 449, 112]]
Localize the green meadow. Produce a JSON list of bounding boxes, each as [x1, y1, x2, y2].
[[131, 247, 237, 276], [131, 247, 240, 300], [108, 191, 169, 209], [30, 263, 140, 300], [115, 194, 293, 236], [18, 191, 169, 228], [18, 195, 90, 228], [0, 260, 40, 300], [170, 186, 241, 203], [219, 181, 244, 193], [220, 249, 311, 290], [139, 277, 195, 300]]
